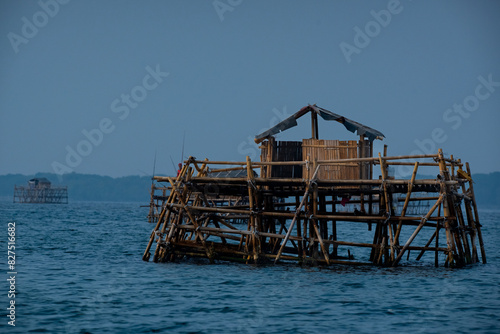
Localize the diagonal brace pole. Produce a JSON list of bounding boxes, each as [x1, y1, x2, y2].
[[274, 165, 320, 264]]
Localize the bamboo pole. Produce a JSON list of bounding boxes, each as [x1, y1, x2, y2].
[[209, 166, 247, 173], [377, 153, 391, 264], [267, 137, 274, 178], [318, 238, 449, 252], [393, 162, 419, 259], [466, 162, 486, 264], [376, 235, 386, 265], [443, 202, 456, 267], [455, 201, 472, 264], [311, 219, 330, 264], [185, 154, 441, 167], [435, 224, 440, 267], [246, 156, 260, 262], [311, 160, 323, 261], [180, 154, 462, 171], [179, 176, 457, 186], [311, 109, 318, 139], [437, 149, 456, 267], [415, 229, 437, 261], [447, 158, 470, 266], [460, 178, 478, 263], [274, 165, 320, 264], [378, 153, 390, 213]]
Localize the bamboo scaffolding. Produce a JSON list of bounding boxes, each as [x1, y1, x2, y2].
[[143, 149, 485, 269], [392, 194, 445, 266], [141, 103, 485, 269]]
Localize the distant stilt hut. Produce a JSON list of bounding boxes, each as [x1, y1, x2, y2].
[[13, 177, 68, 204]]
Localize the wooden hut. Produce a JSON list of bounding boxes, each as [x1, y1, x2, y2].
[[14, 177, 68, 204], [256, 104, 384, 180]]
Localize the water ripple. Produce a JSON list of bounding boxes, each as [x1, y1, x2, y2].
[[1, 201, 499, 334]]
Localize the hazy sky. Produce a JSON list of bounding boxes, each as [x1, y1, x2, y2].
[[1, 0, 499, 178]]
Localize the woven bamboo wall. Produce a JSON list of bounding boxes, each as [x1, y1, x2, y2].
[[302, 139, 359, 179]]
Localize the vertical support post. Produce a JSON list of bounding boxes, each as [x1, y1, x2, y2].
[[359, 136, 365, 180], [246, 156, 260, 263], [369, 141, 374, 179], [331, 194, 338, 258], [267, 137, 274, 178], [377, 153, 391, 264], [319, 195, 328, 240], [460, 175, 478, 263], [311, 110, 319, 139], [437, 149, 457, 267], [466, 162, 486, 264]]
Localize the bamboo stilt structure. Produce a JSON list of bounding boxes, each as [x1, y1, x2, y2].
[[143, 149, 486, 268], [142, 105, 486, 268]]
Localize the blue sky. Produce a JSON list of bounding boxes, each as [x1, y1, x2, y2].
[[1, 0, 499, 177]]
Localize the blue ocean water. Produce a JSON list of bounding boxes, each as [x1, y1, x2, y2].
[[1, 200, 499, 333]]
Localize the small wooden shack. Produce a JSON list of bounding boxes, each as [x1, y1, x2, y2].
[[14, 177, 68, 204], [256, 104, 384, 180]]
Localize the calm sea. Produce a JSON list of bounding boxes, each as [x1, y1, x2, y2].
[[1, 200, 499, 333]]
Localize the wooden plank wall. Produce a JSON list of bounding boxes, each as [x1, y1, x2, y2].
[[359, 139, 372, 179], [260, 138, 303, 178], [272, 141, 303, 178]]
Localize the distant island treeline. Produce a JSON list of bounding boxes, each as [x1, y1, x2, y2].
[[0, 172, 499, 208]]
